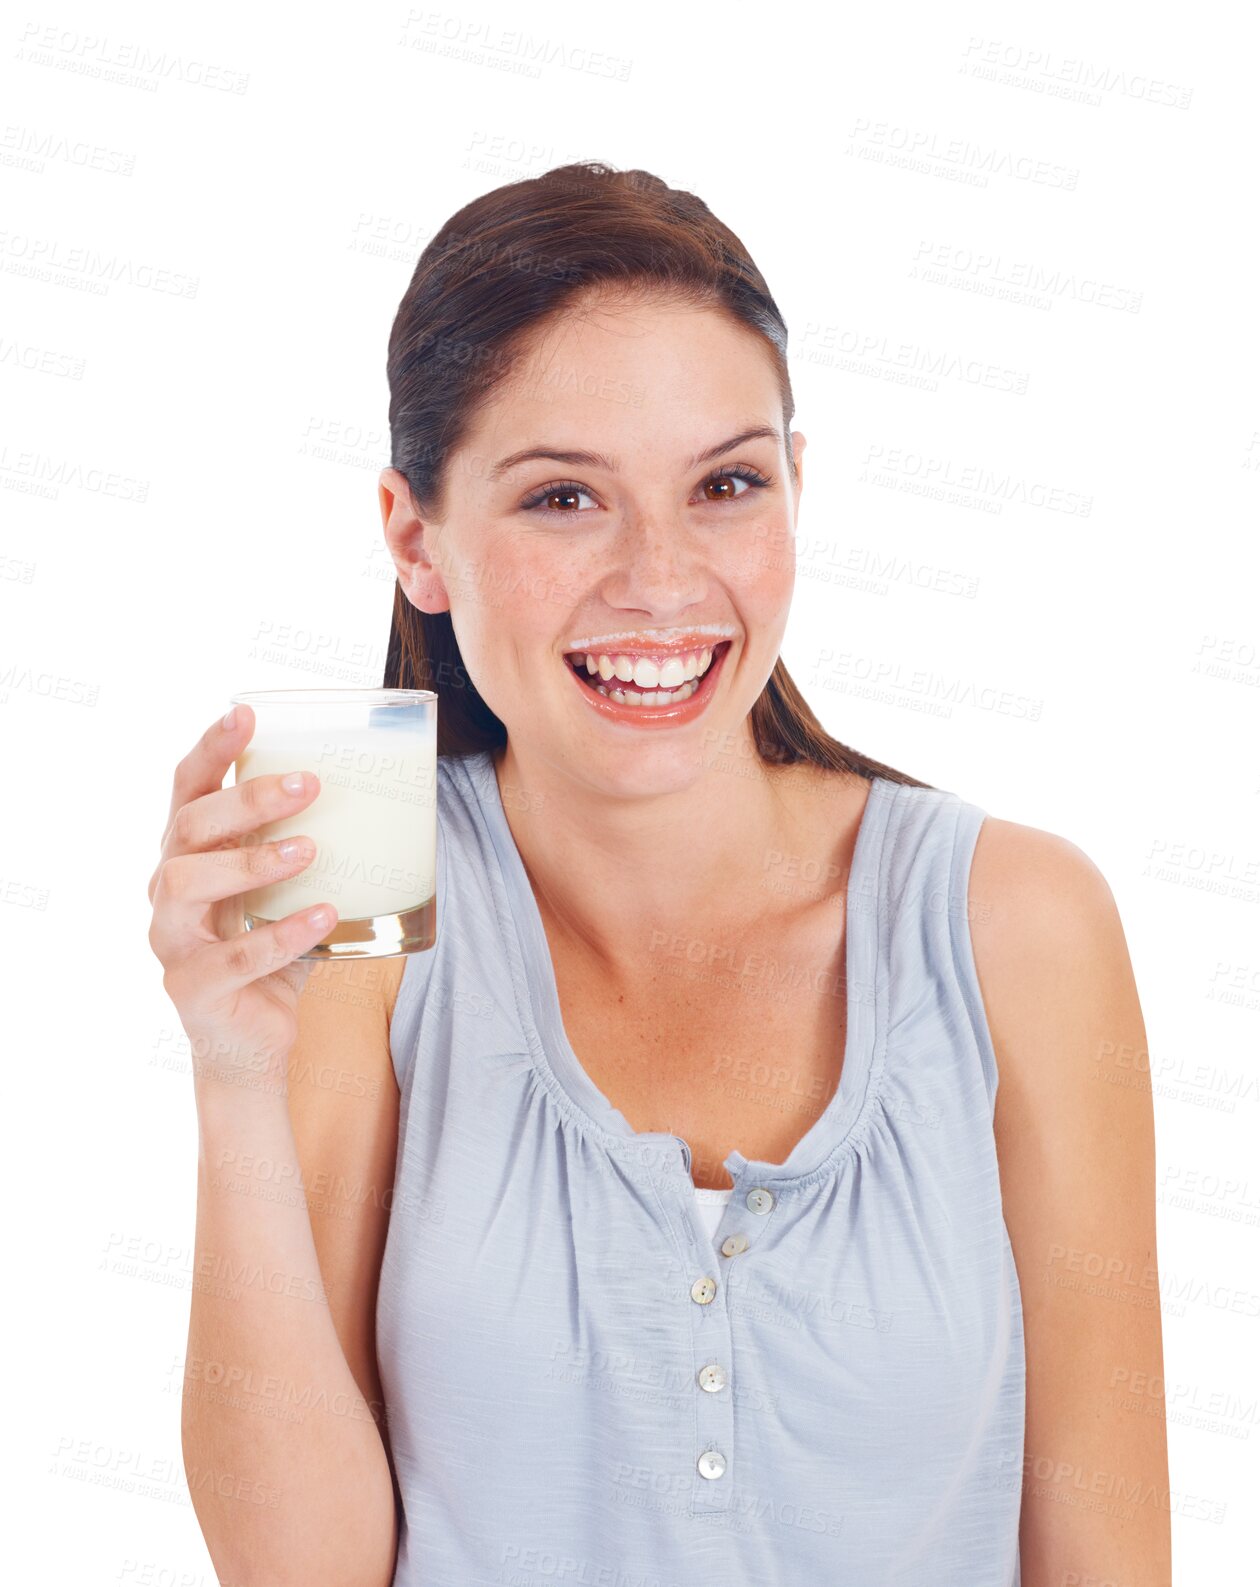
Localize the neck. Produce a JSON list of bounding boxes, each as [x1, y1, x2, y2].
[[489, 734, 825, 978]]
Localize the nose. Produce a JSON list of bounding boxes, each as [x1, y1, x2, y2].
[[596, 515, 709, 615]]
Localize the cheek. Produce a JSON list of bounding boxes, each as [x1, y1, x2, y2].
[[448, 580, 557, 706], [724, 514, 796, 605], [451, 532, 569, 635]]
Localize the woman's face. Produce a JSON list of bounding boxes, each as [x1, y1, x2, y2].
[[383, 293, 805, 797]]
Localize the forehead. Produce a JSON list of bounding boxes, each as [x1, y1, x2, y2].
[[463, 295, 781, 458]]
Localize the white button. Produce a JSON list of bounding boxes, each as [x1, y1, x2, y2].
[[697, 1363, 727, 1392], [690, 1275, 717, 1304], [721, 1232, 749, 1257], [697, 1448, 727, 1480], [745, 1187, 775, 1215]]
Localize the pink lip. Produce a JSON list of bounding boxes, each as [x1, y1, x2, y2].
[[564, 640, 732, 729]]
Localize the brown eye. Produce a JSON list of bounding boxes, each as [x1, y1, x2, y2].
[[696, 464, 772, 504], [701, 474, 750, 502], [544, 489, 581, 512], [521, 481, 597, 516]]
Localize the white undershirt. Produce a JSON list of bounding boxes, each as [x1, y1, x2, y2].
[[693, 1186, 733, 1240]]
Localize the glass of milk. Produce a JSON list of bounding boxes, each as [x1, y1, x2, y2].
[[228, 688, 438, 959]]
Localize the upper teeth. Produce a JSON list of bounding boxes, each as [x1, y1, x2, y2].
[[572, 648, 715, 689]]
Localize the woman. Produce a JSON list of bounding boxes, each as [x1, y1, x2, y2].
[[149, 162, 1170, 1586]]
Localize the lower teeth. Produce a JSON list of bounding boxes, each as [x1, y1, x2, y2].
[[592, 677, 701, 706]]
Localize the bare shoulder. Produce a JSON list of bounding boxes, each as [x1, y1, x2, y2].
[[292, 954, 409, 1074], [967, 812, 1134, 1085], [969, 810, 1121, 958], [966, 810, 1141, 1140]]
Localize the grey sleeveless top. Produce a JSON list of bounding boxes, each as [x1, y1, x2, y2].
[[378, 750, 1025, 1585]]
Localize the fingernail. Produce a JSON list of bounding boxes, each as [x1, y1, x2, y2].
[[221, 706, 237, 731], [281, 771, 307, 794]]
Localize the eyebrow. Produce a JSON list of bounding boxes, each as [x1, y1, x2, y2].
[[486, 424, 783, 483]]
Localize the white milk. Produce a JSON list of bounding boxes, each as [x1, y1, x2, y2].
[[235, 722, 436, 923]]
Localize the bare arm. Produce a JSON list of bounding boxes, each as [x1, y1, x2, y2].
[[971, 818, 1172, 1586], [181, 953, 404, 1587]]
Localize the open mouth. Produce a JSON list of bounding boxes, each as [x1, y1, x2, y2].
[[564, 640, 733, 713]]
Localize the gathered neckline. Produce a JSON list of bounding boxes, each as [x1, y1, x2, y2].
[[457, 749, 894, 1188]]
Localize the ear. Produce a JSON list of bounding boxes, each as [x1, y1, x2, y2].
[[379, 467, 451, 613]]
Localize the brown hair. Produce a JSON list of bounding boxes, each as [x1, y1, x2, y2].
[[382, 159, 932, 789]]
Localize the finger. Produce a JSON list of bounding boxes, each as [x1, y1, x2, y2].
[[165, 767, 321, 863], [164, 702, 256, 842], [171, 903, 339, 1011], [149, 834, 320, 960]]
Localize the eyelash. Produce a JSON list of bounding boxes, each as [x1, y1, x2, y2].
[[519, 463, 773, 518]]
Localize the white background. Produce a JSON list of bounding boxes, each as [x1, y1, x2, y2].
[[2, 0, 1257, 1580]]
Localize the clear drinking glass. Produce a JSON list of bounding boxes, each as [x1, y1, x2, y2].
[[228, 687, 438, 959]]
